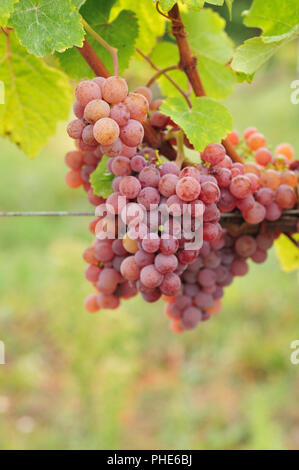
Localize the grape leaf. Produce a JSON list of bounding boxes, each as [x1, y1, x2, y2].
[[197, 56, 236, 100], [112, 0, 165, 55], [150, 42, 188, 99], [151, 41, 236, 100], [157, 0, 176, 11], [204, 1, 224, 5], [274, 234, 299, 273], [10, 0, 84, 57], [0, 33, 72, 157], [160, 96, 233, 151], [244, 0, 299, 39], [225, 0, 234, 20], [57, 6, 138, 79], [181, 0, 205, 10], [0, 0, 19, 26], [183, 9, 234, 65], [71, 0, 87, 8], [231, 37, 286, 74], [90, 156, 114, 199]]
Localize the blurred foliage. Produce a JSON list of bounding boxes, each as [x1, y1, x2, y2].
[[0, 36, 299, 451]]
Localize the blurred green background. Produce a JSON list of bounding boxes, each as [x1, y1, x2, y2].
[[0, 6, 299, 449]]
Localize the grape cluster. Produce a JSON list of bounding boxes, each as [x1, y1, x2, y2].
[[66, 76, 298, 333]]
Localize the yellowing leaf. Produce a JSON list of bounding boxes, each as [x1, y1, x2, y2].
[[0, 0, 19, 26], [0, 33, 72, 157], [112, 0, 165, 55], [275, 234, 299, 273]]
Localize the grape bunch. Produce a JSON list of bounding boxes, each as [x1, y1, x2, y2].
[[65, 75, 298, 333]]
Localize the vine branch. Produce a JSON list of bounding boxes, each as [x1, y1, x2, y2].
[[0, 211, 298, 238], [81, 19, 119, 76], [136, 48, 191, 107], [146, 64, 179, 87], [168, 3, 243, 164]]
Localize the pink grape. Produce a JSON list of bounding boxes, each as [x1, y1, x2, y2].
[[120, 119, 144, 147], [176, 177, 201, 201], [120, 256, 140, 281], [229, 175, 251, 199], [102, 76, 128, 104], [201, 143, 226, 165], [75, 80, 101, 106], [93, 118, 120, 146], [119, 176, 141, 199], [110, 103, 130, 127], [140, 265, 163, 288], [243, 202, 266, 224], [84, 99, 110, 124], [124, 93, 149, 122], [67, 119, 85, 139]]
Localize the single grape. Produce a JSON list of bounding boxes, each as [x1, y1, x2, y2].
[[75, 80, 102, 106], [140, 265, 163, 288], [82, 125, 97, 146], [180, 307, 202, 330], [119, 175, 141, 199], [265, 202, 282, 221], [139, 165, 160, 188], [255, 187, 274, 206], [251, 248, 268, 264], [124, 93, 149, 122], [85, 264, 101, 283], [150, 111, 169, 128], [94, 241, 114, 262], [197, 268, 216, 287], [255, 147, 272, 166], [158, 174, 179, 197], [176, 177, 201, 202], [97, 293, 120, 310], [67, 119, 85, 139], [122, 234, 139, 254], [93, 118, 120, 146], [227, 130, 239, 146], [194, 292, 214, 309], [111, 156, 131, 176], [200, 181, 220, 204], [84, 99, 110, 124], [201, 143, 226, 165], [65, 170, 83, 188], [131, 155, 147, 173], [120, 119, 144, 147], [218, 188, 236, 212], [97, 268, 121, 294], [248, 132, 266, 150], [142, 233, 160, 253], [275, 143, 294, 161], [73, 101, 84, 119], [229, 175, 251, 199], [84, 294, 100, 313], [243, 127, 258, 141], [256, 233, 274, 250], [100, 138, 122, 157], [65, 151, 83, 170], [134, 86, 152, 105], [102, 76, 128, 104], [275, 184, 296, 209], [120, 256, 141, 281], [280, 171, 297, 188], [159, 162, 180, 177], [137, 187, 160, 211], [121, 144, 137, 158], [243, 202, 266, 224], [161, 272, 181, 296], [155, 253, 178, 274], [261, 169, 280, 190]]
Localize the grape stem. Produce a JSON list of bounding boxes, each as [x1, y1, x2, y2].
[[76, 39, 110, 78], [175, 131, 186, 169], [136, 48, 192, 108], [167, 3, 244, 164], [81, 19, 119, 76], [146, 64, 179, 87]]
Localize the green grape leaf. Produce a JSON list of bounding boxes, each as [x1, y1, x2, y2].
[[204, 1, 224, 5], [150, 42, 188, 99], [160, 96, 233, 151], [231, 37, 284, 74], [10, 0, 84, 57], [57, 7, 138, 79], [90, 156, 114, 199], [181, 0, 205, 10], [0, 0, 19, 26], [112, 0, 165, 55], [183, 9, 234, 65], [225, 0, 234, 20], [0, 33, 72, 157], [197, 56, 236, 100], [157, 0, 176, 11], [274, 234, 299, 273], [244, 0, 299, 39], [71, 0, 87, 8]]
